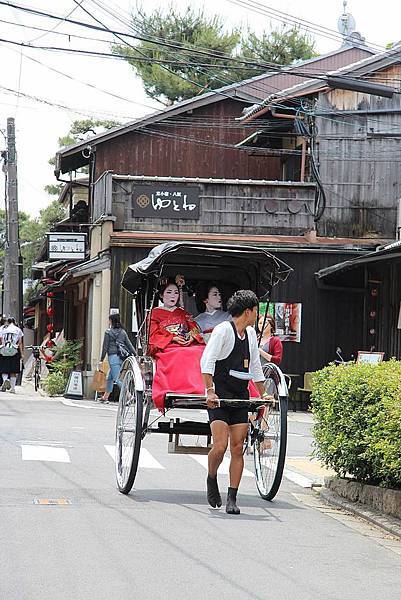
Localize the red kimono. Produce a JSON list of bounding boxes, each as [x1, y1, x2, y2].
[[149, 307, 205, 411]]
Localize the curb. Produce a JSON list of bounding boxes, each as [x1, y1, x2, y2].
[[316, 487, 401, 539]]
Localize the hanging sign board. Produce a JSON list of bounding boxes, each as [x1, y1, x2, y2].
[[48, 232, 87, 260], [64, 370, 84, 399], [131, 185, 200, 219]]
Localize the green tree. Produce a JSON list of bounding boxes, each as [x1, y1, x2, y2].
[[46, 118, 120, 196], [241, 26, 316, 67], [112, 5, 316, 104]]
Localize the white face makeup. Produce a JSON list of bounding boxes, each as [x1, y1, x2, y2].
[[162, 284, 179, 307], [205, 287, 222, 311]]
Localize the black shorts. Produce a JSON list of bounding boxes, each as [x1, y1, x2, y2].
[[208, 406, 249, 426]]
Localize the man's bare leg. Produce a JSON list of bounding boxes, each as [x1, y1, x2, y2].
[[226, 423, 248, 514], [228, 423, 248, 488], [207, 421, 229, 508]]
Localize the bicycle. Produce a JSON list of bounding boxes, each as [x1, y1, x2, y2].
[[26, 346, 42, 391]]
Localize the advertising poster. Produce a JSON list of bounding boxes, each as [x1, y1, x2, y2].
[[259, 302, 302, 342]]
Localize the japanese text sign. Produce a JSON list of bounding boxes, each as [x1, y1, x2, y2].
[[132, 185, 200, 220]]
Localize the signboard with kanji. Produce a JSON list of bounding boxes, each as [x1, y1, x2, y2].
[[131, 185, 200, 219], [48, 232, 87, 260]]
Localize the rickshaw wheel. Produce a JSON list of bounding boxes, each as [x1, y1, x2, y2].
[[254, 394, 287, 501], [115, 366, 143, 494]]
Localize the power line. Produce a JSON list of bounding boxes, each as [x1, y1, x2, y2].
[[27, 0, 86, 43], [0, 84, 136, 120], [0, 1, 390, 81], [225, 0, 385, 51], [0, 45, 161, 109]]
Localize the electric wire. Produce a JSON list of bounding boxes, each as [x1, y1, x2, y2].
[[0, 1, 394, 82], [225, 0, 385, 51], [27, 0, 85, 43]]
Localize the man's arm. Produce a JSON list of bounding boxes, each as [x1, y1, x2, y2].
[[201, 323, 231, 408]]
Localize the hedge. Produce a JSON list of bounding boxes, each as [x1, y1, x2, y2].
[[311, 360, 401, 489]]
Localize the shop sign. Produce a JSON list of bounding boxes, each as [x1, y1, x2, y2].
[[132, 185, 200, 219], [48, 232, 87, 260], [64, 370, 84, 399]]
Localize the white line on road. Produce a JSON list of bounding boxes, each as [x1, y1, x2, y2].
[[21, 445, 71, 463], [188, 454, 254, 478], [104, 445, 165, 469], [283, 468, 313, 488]]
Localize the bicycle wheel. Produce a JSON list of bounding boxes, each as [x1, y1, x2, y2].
[[254, 395, 288, 501], [34, 364, 40, 392], [115, 366, 143, 494]]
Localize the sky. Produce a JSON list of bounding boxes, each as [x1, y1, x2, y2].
[[0, 0, 400, 216]]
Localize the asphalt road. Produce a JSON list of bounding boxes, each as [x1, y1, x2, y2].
[[0, 388, 400, 600]]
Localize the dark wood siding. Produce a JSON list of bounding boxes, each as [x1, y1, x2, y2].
[[112, 177, 316, 236], [273, 250, 364, 376], [316, 66, 401, 239], [369, 260, 401, 359], [95, 99, 282, 181]]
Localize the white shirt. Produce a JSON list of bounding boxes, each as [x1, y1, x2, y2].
[[1, 323, 23, 346], [200, 320, 264, 382]]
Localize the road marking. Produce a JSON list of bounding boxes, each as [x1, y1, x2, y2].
[[188, 454, 254, 478], [283, 468, 313, 488], [21, 445, 71, 463], [104, 445, 165, 469], [33, 499, 71, 505]]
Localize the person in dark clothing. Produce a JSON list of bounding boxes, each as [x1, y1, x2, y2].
[[201, 290, 271, 515], [99, 313, 135, 403]]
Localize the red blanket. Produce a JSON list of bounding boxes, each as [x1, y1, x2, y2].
[[152, 344, 205, 411], [152, 344, 261, 411]]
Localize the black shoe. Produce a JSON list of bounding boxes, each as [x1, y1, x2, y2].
[[226, 487, 240, 515], [207, 475, 222, 508]]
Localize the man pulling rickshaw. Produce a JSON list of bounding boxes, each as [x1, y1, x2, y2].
[[114, 242, 292, 508]]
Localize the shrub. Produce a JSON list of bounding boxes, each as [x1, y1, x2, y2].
[[43, 371, 67, 396], [50, 339, 83, 378], [312, 360, 401, 489]]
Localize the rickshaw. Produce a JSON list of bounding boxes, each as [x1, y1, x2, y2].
[[115, 242, 293, 501]]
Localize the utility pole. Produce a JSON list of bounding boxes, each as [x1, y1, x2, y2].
[[3, 118, 21, 323]]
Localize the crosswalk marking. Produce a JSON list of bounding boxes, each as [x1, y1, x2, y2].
[[21, 445, 70, 463], [188, 454, 254, 478], [104, 445, 165, 469], [19, 443, 313, 488]]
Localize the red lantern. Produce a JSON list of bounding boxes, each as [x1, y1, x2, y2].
[[46, 307, 54, 317], [47, 292, 54, 298], [47, 323, 54, 333], [45, 339, 55, 348]]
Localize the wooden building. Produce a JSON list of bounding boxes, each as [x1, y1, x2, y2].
[[52, 42, 383, 395], [56, 43, 373, 183], [240, 45, 401, 240], [316, 242, 401, 360]]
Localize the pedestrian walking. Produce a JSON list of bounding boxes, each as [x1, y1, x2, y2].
[[201, 290, 271, 514], [258, 313, 283, 365], [0, 317, 24, 393], [99, 313, 135, 403]]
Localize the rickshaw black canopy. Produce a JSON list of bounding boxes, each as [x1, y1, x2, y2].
[[122, 242, 292, 300]]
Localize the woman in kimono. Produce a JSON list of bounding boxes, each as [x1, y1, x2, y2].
[[195, 282, 231, 342], [149, 277, 205, 410]]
